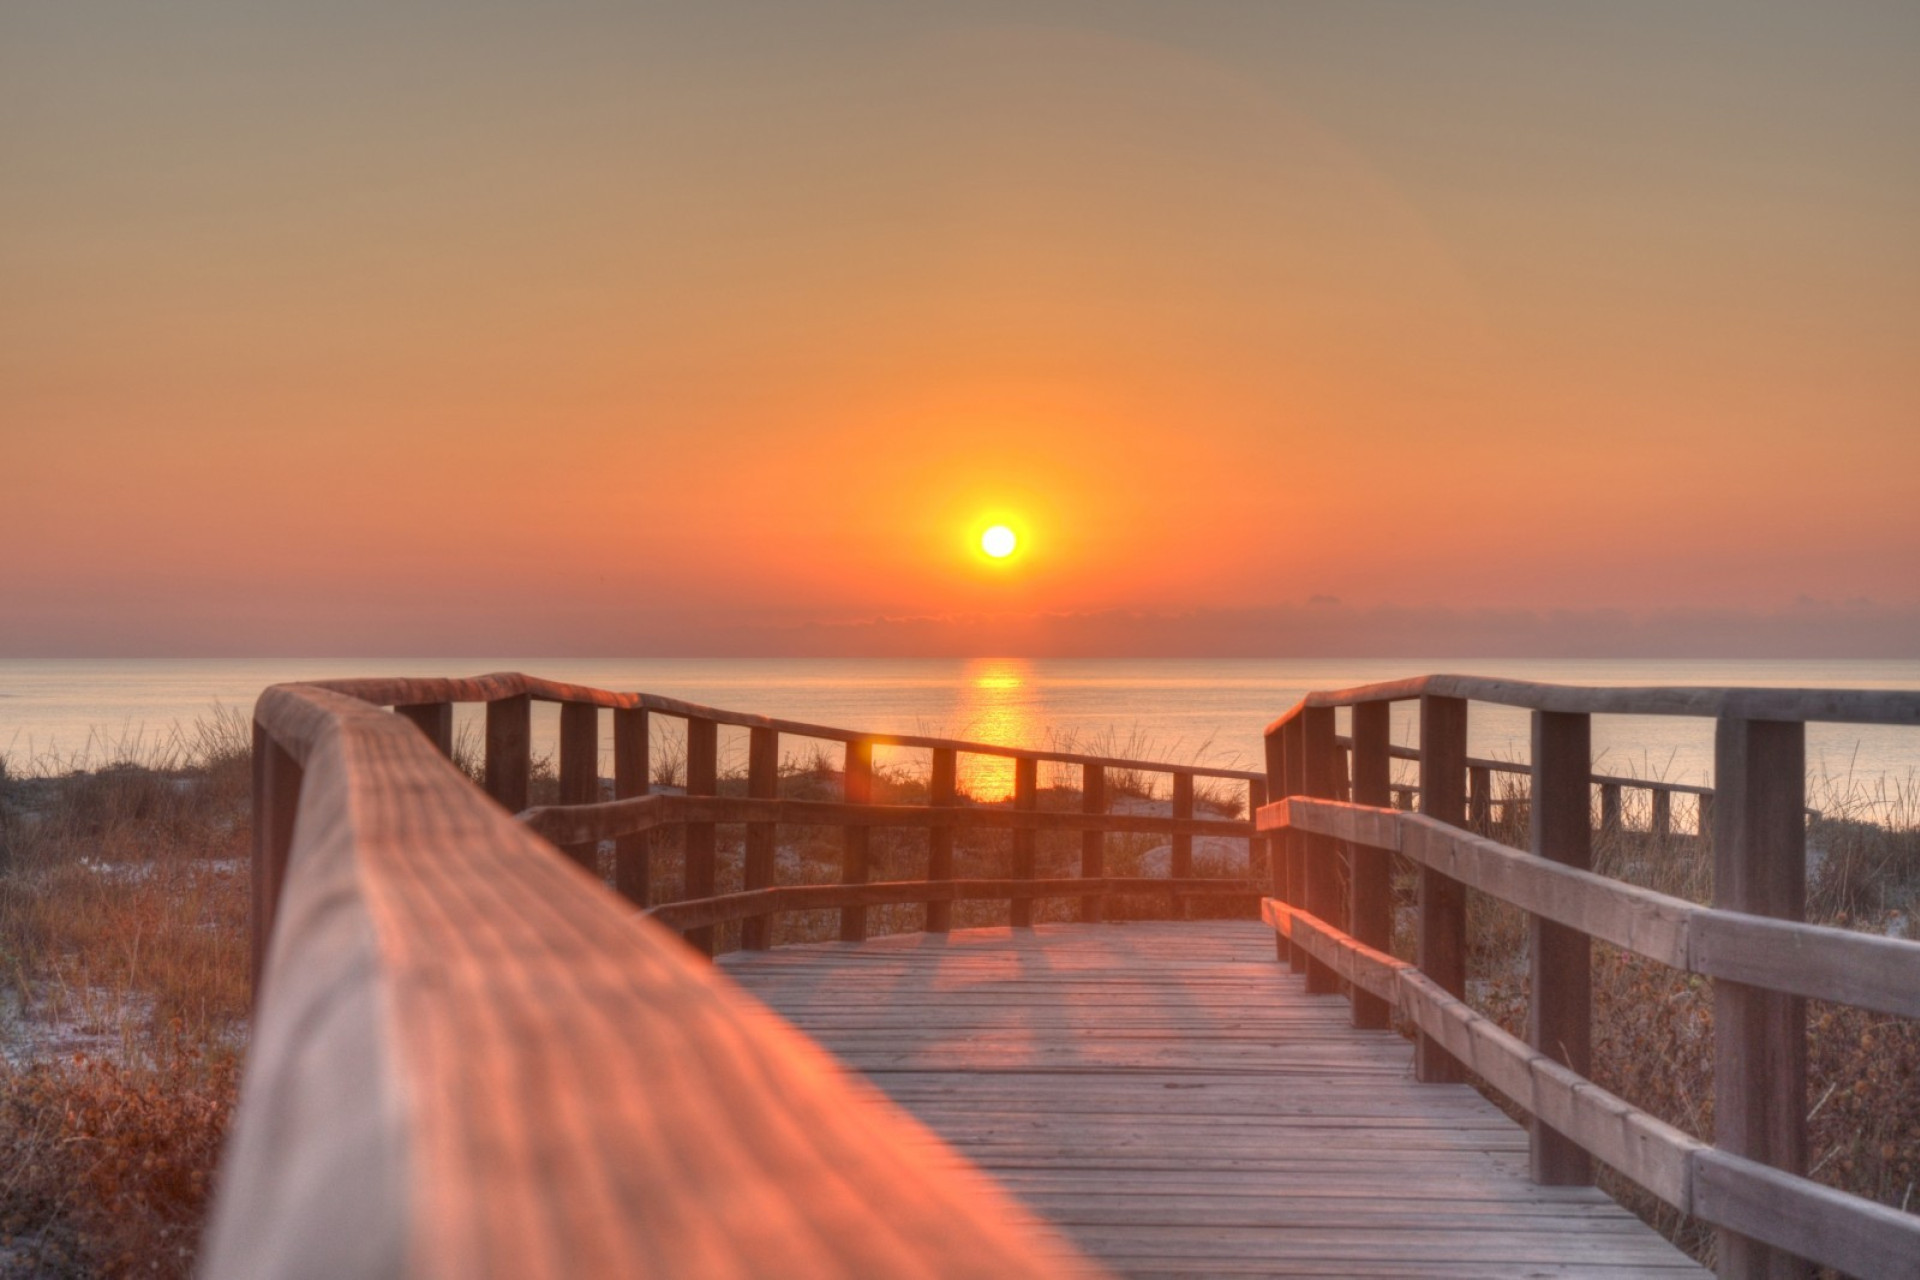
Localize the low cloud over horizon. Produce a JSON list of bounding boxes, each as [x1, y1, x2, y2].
[[8, 597, 1915, 661]]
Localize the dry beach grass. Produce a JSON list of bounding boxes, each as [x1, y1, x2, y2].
[[0, 715, 250, 1276]]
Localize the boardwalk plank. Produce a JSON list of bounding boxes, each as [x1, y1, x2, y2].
[[723, 921, 1705, 1279]]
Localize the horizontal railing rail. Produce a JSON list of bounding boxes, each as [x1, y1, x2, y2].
[[311, 670, 1265, 779], [1257, 676, 1920, 1280], [1268, 673, 1920, 727]]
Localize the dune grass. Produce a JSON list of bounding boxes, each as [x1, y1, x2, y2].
[[0, 713, 251, 1277]]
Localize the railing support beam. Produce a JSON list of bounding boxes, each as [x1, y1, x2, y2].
[[396, 701, 453, 757], [1416, 694, 1469, 1084], [1283, 717, 1308, 973], [926, 749, 957, 933], [613, 707, 651, 908], [840, 740, 872, 942], [684, 717, 719, 957], [742, 726, 777, 950], [559, 702, 600, 870], [1301, 707, 1342, 995], [1081, 764, 1106, 923], [1348, 701, 1392, 1029], [484, 694, 531, 813], [250, 721, 302, 1007], [1010, 758, 1037, 928], [1713, 717, 1809, 1280], [1529, 710, 1594, 1186], [1263, 725, 1289, 964]]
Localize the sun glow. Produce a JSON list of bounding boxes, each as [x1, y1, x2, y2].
[[980, 524, 1018, 559]]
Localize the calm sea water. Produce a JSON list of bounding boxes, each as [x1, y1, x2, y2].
[[3, 659, 1917, 812]]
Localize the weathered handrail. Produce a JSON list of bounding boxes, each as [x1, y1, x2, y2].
[[215, 679, 1099, 1278], [1270, 673, 1920, 727], [1258, 676, 1920, 1280]]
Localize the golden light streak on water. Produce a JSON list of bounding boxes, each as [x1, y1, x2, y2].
[[952, 657, 1035, 802]]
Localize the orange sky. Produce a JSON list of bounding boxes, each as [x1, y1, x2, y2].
[[4, 4, 1917, 655]]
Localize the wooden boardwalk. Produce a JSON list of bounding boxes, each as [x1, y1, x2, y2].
[[723, 921, 1705, 1278]]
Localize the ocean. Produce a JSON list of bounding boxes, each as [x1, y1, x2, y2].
[[3, 659, 1917, 814]]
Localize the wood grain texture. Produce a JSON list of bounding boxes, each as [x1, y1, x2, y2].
[[843, 739, 874, 943], [249, 723, 301, 1004], [1169, 772, 1194, 882], [1271, 799, 1920, 1019], [1282, 716, 1307, 974], [1301, 705, 1342, 995], [1346, 702, 1392, 1030], [1416, 694, 1468, 1084], [484, 694, 531, 814], [396, 702, 454, 757], [558, 702, 600, 870], [927, 748, 958, 934], [1264, 893, 1918, 1280], [1011, 757, 1039, 928], [1080, 764, 1105, 924], [684, 716, 719, 957], [1264, 899, 1701, 1215], [222, 684, 1088, 1280], [1692, 1149, 1920, 1280], [725, 922, 1704, 1279], [1711, 718, 1808, 1280], [742, 725, 778, 950], [612, 707, 650, 908], [1529, 710, 1594, 1187]]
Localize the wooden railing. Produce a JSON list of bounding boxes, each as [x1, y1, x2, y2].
[[212, 671, 1272, 1278], [1257, 675, 1920, 1280], [1356, 738, 1725, 835]]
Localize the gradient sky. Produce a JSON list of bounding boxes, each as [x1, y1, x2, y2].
[[5, 2, 1917, 655]]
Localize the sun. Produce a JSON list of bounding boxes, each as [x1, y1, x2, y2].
[[980, 524, 1018, 559]]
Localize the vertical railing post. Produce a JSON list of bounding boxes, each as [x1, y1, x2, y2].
[[1081, 764, 1106, 923], [1468, 765, 1492, 832], [1282, 717, 1308, 973], [840, 739, 872, 942], [613, 707, 650, 907], [558, 702, 600, 871], [395, 701, 453, 757], [1416, 694, 1469, 1084], [1246, 777, 1269, 887], [1301, 706, 1342, 995], [1170, 771, 1194, 919], [1529, 710, 1594, 1185], [1600, 783, 1623, 837], [683, 717, 719, 957], [1713, 717, 1809, 1280], [1697, 790, 1716, 840], [484, 694, 531, 812], [1263, 724, 1289, 963], [1010, 757, 1038, 927], [741, 727, 777, 949], [250, 721, 302, 1008], [1650, 787, 1672, 842], [926, 749, 957, 933], [1348, 701, 1392, 1030]]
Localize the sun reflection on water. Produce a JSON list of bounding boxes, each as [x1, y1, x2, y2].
[[953, 658, 1036, 802]]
